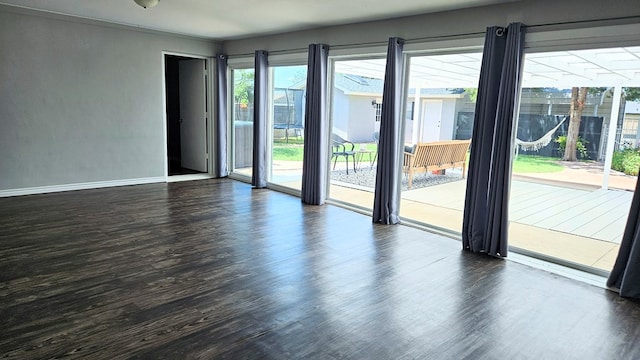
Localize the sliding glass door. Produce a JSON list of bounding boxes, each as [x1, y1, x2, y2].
[[231, 68, 255, 178], [269, 65, 308, 190], [328, 58, 386, 209], [508, 46, 640, 272], [326, 52, 481, 221], [398, 52, 481, 233]]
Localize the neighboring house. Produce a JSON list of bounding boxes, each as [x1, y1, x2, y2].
[[622, 101, 640, 148], [332, 73, 466, 143], [332, 79, 628, 160], [331, 73, 383, 143], [406, 88, 467, 144]]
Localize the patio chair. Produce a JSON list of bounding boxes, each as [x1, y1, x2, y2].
[[371, 131, 379, 166], [331, 133, 357, 174]]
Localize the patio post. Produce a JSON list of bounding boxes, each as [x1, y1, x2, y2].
[[412, 86, 421, 144], [602, 85, 622, 190]]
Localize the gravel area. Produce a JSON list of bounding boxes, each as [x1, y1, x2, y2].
[[330, 167, 463, 191]]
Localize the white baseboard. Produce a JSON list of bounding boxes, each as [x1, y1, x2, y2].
[[0, 177, 167, 197], [167, 174, 213, 182]]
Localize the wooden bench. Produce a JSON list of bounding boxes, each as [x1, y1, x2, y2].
[[403, 140, 471, 188]]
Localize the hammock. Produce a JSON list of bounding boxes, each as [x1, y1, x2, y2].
[[515, 116, 567, 151]]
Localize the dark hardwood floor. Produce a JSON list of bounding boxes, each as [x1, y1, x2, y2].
[[1, 178, 640, 359]]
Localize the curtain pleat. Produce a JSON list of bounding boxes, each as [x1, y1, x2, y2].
[[462, 23, 525, 257], [215, 54, 229, 177], [252, 50, 268, 188], [607, 176, 640, 299], [372, 37, 404, 225], [301, 44, 329, 205]]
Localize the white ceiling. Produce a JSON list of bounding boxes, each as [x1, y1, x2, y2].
[[0, 0, 518, 40]]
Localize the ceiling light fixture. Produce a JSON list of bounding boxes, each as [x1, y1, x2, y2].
[[134, 0, 159, 9]]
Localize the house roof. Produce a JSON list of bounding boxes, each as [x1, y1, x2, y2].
[[334, 73, 462, 98], [334, 73, 385, 95]]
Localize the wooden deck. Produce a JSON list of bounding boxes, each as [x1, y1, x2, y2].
[[401, 179, 633, 244], [510, 182, 631, 244], [2, 178, 640, 359]]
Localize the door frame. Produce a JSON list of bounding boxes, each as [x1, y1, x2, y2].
[[161, 51, 214, 182]]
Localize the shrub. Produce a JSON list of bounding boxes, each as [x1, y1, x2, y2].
[[612, 147, 640, 176], [612, 149, 626, 172], [555, 135, 589, 159], [622, 151, 640, 176]]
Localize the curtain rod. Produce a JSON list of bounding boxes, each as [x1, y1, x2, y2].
[[525, 15, 640, 31], [226, 40, 389, 59], [225, 14, 640, 59], [226, 33, 480, 59]]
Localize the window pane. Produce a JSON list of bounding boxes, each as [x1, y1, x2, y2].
[[270, 65, 307, 190], [328, 58, 386, 209], [508, 47, 640, 272], [399, 53, 481, 233], [232, 68, 254, 177]]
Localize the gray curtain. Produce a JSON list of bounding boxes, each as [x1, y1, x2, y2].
[[372, 37, 404, 225], [214, 54, 228, 177], [607, 176, 640, 299], [301, 44, 329, 205], [252, 50, 268, 188], [462, 23, 525, 257]]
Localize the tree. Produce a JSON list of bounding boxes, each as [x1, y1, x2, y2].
[[563, 87, 589, 161], [624, 87, 640, 102], [562, 87, 640, 161], [464, 88, 478, 103], [234, 69, 254, 107], [562, 87, 636, 161]]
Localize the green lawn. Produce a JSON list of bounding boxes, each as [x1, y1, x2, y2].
[[273, 143, 564, 174], [272, 144, 304, 161], [512, 155, 564, 173], [273, 141, 377, 162]]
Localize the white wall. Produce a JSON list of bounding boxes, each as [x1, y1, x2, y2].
[[331, 92, 378, 143], [331, 90, 350, 139], [421, 100, 444, 142], [0, 7, 219, 191], [440, 99, 458, 140], [222, 0, 637, 56], [626, 101, 640, 114], [347, 96, 378, 143]]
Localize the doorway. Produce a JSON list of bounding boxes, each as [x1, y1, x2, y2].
[[164, 55, 209, 176]]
